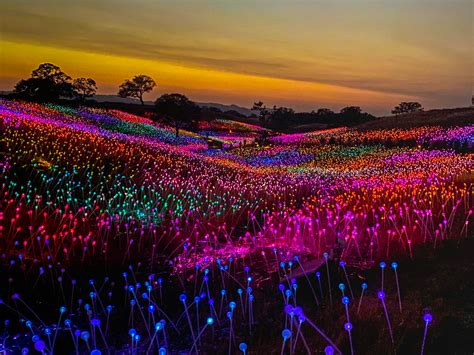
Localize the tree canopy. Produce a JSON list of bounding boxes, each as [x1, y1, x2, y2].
[[154, 93, 201, 137], [14, 63, 74, 102], [73, 78, 97, 102], [118, 75, 156, 105], [392, 102, 423, 115]]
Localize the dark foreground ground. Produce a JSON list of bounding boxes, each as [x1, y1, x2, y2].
[[234, 237, 474, 355], [1, 236, 473, 354]]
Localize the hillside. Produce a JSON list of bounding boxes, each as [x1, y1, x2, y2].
[[358, 107, 474, 130]]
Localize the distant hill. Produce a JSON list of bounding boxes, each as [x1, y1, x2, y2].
[[197, 102, 252, 117], [357, 107, 474, 130], [91, 96, 253, 116]]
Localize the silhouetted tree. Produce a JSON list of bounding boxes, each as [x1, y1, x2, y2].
[[392, 102, 423, 115], [339, 106, 375, 126], [118, 75, 156, 105], [14, 63, 74, 102], [73, 78, 97, 102], [268, 106, 295, 129], [155, 94, 201, 137], [340, 106, 362, 116], [316, 108, 335, 116], [252, 101, 270, 122]]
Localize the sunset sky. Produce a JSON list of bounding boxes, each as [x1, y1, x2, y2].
[[1, 0, 471, 115]]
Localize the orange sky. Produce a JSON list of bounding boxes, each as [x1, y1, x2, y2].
[[1, 0, 472, 115]]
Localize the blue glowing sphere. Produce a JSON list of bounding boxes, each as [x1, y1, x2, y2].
[[380, 261, 386, 269], [148, 305, 155, 313], [339, 261, 345, 267], [206, 317, 214, 325], [324, 345, 334, 355], [107, 305, 112, 312], [32, 335, 39, 342], [221, 289, 226, 296], [65, 319, 71, 327], [194, 296, 200, 303], [239, 342, 248, 351], [238, 288, 243, 295], [155, 322, 163, 331], [377, 291, 385, 299], [361, 282, 368, 290], [391, 262, 398, 269], [59, 306, 66, 314], [34, 340, 46, 352], [208, 298, 214, 305], [128, 328, 136, 337], [179, 294, 187, 302], [323, 252, 329, 259], [280, 262, 286, 268], [423, 313, 433, 323], [278, 284, 285, 291], [90, 349, 101, 355], [134, 334, 140, 342], [44, 328, 51, 335], [285, 289, 292, 297], [338, 283, 345, 291], [342, 296, 349, 305], [159, 347, 166, 355], [80, 331, 90, 340], [344, 322, 353, 331], [229, 301, 236, 309], [293, 306, 303, 316], [282, 328, 292, 339], [227, 311, 233, 319], [316, 272, 321, 277]]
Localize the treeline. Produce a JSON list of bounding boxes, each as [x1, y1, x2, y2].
[[251, 102, 377, 129], [4, 63, 426, 134]]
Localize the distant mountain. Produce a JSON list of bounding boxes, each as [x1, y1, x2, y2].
[[197, 102, 253, 117], [90, 96, 253, 116]]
